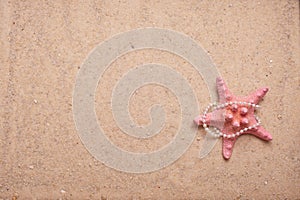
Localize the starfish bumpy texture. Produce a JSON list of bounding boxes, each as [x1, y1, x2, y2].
[[194, 77, 272, 159]]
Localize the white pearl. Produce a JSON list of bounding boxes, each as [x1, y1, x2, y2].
[[203, 124, 207, 128]]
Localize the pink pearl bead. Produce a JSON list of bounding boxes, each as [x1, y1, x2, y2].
[[257, 92, 263, 97], [232, 121, 240, 128], [240, 107, 248, 115], [225, 113, 233, 121], [241, 118, 249, 125], [231, 104, 238, 112], [225, 95, 232, 100]]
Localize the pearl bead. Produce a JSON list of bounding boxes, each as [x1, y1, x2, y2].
[[232, 104, 238, 112], [240, 107, 248, 115], [225, 95, 231, 100], [232, 121, 240, 128], [241, 118, 249, 125], [225, 113, 233, 121]]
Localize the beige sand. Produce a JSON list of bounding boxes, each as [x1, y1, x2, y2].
[[0, 0, 299, 199]]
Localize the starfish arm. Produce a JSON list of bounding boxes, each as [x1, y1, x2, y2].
[[194, 110, 225, 129], [246, 126, 272, 141], [216, 77, 233, 103], [247, 87, 269, 104], [194, 113, 212, 126], [222, 138, 237, 159], [194, 115, 203, 126]]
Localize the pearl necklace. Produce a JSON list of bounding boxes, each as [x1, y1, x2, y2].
[[202, 101, 262, 138]]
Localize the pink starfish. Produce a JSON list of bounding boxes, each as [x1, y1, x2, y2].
[[194, 77, 272, 159]]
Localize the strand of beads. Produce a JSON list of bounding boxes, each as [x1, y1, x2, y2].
[[202, 101, 261, 138]]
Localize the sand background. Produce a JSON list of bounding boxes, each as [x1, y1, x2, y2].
[[0, 0, 299, 199]]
